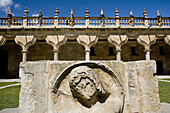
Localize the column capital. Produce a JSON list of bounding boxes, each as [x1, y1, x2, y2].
[[77, 35, 98, 52], [137, 35, 156, 51], [15, 35, 36, 52], [108, 35, 128, 51], [165, 35, 170, 45], [0, 36, 6, 46], [46, 35, 67, 52]]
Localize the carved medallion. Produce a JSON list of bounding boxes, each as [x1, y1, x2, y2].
[[69, 66, 109, 108]]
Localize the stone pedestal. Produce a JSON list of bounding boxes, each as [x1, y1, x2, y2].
[[19, 60, 160, 113]]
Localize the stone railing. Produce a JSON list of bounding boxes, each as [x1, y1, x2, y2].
[[0, 8, 170, 28]]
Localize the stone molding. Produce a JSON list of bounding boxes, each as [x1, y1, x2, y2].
[[77, 35, 98, 52], [15, 35, 36, 52], [137, 35, 156, 51], [108, 35, 128, 51], [46, 35, 67, 52], [0, 36, 6, 46], [165, 35, 170, 45]]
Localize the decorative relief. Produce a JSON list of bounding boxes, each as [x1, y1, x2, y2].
[[108, 35, 128, 51], [137, 35, 156, 51], [0, 36, 6, 46], [46, 35, 67, 52], [165, 35, 170, 45], [15, 35, 36, 52], [77, 35, 98, 52], [69, 66, 109, 108], [52, 62, 124, 113]]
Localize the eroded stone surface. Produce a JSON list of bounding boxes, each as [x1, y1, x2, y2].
[[19, 60, 160, 113], [69, 66, 109, 108]]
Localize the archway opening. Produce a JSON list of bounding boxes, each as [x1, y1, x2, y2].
[[0, 49, 8, 79]]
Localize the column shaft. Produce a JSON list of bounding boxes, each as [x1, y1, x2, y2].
[[146, 51, 150, 61], [116, 51, 121, 61], [54, 51, 58, 61], [22, 52, 27, 63], [86, 51, 90, 61]]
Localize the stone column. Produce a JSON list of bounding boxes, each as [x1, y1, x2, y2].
[[0, 36, 6, 46], [108, 35, 128, 61], [46, 35, 67, 61], [137, 35, 156, 60], [77, 35, 98, 61], [165, 35, 170, 45], [15, 35, 36, 63]]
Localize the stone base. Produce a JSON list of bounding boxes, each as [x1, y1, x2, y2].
[[19, 60, 160, 113]]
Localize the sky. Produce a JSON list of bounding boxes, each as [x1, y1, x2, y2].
[[0, 0, 170, 17]]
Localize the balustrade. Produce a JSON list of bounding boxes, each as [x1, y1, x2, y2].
[[0, 18, 8, 26], [27, 17, 39, 26], [0, 8, 169, 27]]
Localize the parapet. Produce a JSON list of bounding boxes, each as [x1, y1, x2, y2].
[[0, 8, 169, 28]]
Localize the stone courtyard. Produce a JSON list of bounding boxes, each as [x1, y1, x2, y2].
[[0, 8, 170, 113]]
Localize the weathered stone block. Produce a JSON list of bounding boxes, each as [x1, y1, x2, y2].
[[19, 60, 160, 113]]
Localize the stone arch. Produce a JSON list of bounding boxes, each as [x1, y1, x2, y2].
[[58, 41, 85, 60], [53, 62, 123, 91], [0, 49, 8, 78]]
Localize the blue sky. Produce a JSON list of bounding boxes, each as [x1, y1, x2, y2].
[[0, 0, 170, 17]]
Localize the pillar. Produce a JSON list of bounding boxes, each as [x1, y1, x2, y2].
[[46, 35, 67, 61], [77, 35, 98, 61], [108, 35, 128, 61], [137, 35, 156, 60], [15, 35, 36, 63]]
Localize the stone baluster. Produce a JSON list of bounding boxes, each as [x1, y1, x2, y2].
[[0, 36, 6, 46], [7, 8, 13, 27], [46, 35, 67, 61], [54, 8, 59, 27], [108, 35, 128, 61], [143, 9, 149, 27], [85, 8, 89, 27], [23, 7, 28, 27], [115, 8, 119, 27], [165, 35, 170, 45], [77, 35, 98, 61], [137, 35, 156, 60], [157, 10, 162, 26], [15, 35, 36, 63]]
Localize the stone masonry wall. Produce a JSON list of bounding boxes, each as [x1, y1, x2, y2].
[[19, 60, 160, 113]]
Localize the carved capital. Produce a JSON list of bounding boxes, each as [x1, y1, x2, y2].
[[0, 36, 6, 46], [15, 35, 36, 52], [165, 35, 170, 45], [108, 35, 128, 51], [137, 35, 156, 51], [77, 35, 98, 52], [46, 35, 67, 52]]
